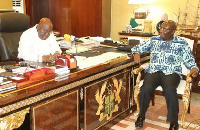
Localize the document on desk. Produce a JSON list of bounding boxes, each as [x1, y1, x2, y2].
[[12, 67, 36, 75], [77, 52, 127, 69], [78, 37, 101, 48], [66, 46, 90, 54]]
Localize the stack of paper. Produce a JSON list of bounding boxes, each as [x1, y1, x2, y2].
[[0, 68, 6, 73], [0, 77, 16, 93], [54, 66, 70, 81]]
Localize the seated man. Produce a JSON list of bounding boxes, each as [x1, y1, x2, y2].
[[18, 17, 61, 62], [131, 20, 198, 130]]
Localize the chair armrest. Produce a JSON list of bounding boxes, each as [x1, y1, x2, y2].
[[186, 73, 192, 83], [132, 62, 149, 74], [185, 72, 192, 92], [132, 62, 149, 116], [182, 72, 192, 106]]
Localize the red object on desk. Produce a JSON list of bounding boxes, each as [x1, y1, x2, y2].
[[55, 54, 77, 69], [55, 56, 70, 67], [23, 68, 55, 80], [16, 68, 56, 88]]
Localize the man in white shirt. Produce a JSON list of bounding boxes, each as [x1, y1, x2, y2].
[[18, 17, 61, 62]]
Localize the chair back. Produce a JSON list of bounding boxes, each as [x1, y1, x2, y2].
[[0, 12, 30, 62], [179, 34, 198, 75], [179, 34, 198, 59]]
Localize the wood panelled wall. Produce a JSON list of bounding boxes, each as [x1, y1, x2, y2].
[[102, 0, 111, 38], [25, 0, 104, 37]]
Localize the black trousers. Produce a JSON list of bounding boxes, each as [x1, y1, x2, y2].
[[139, 71, 180, 122]]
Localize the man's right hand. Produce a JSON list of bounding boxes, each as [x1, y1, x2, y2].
[[134, 53, 141, 64], [42, 54, 55, 62], [190, 67, 199, 78]]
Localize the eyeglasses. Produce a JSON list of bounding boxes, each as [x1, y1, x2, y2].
[[40, 28, 51, 36], [160, 27, 173, 31]]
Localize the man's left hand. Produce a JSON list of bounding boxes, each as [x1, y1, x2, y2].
[[53, 51, 61, 58], [190, 68, 198, 77]]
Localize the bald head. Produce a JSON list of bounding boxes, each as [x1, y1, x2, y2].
[[37, 18, 53, 40], [39, 18, 53, 30], [166, 20, 177, 30], [160, 20, 177, 42]]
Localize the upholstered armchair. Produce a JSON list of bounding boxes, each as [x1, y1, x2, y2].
[[0, 12, 30, 63], [132, 34, 198, 128]]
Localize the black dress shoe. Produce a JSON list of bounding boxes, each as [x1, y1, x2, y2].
[[169, 122, 179, 130], [135, 116, 145, 129]]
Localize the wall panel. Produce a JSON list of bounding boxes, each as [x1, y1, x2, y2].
[[25, 0, 102, 37]]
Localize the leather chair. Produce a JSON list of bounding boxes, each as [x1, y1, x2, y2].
[[132, 34, 198, 128], [0, 12, 30, 63]]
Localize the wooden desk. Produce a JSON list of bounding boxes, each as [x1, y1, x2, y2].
[[118, 32, 154, 44], [0, 46, 150, 129]]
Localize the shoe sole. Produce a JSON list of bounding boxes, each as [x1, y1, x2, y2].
[[135, 126, 143, 129]]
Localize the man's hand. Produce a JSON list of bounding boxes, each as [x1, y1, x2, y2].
[[42, 54, 55, 62], [53, 51, 61, 58], [42, 52, 61, 62], [134, 53, 141, 64], [190, 68, 198, 78]]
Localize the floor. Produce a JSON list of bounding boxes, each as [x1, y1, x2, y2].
[[108, 92, 200, 130], [191, 92, 200, 105]]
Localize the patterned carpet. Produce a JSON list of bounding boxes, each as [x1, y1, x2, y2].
[[109, 94, 200, 130]]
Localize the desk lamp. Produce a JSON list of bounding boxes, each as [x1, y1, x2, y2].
[[128, 0, 154, 19]]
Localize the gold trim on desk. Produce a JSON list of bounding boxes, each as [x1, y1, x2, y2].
[[0, 59, 133, 115], [0, 108, 30, 130]]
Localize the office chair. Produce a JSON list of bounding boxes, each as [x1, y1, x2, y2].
[[0, 12, 30, 63], [132, 34, 198, 128]]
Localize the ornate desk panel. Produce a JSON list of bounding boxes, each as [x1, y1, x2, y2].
[[32, 90, 79, 130], [84, 69, 130, 129]]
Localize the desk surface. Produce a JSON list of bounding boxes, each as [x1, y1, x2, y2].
[[0, 45, 151, 117]]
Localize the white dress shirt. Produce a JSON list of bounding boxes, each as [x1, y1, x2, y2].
[[18, 25, 61, 62]]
